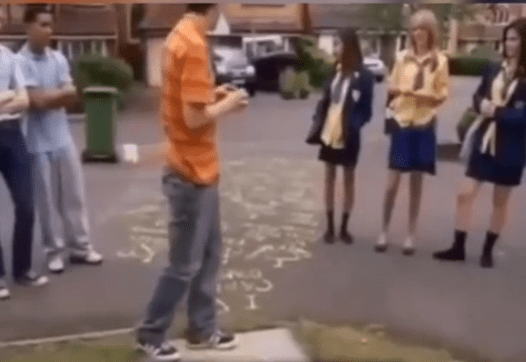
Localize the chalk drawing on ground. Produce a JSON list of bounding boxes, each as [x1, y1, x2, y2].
[[117, 157, 322, 313]]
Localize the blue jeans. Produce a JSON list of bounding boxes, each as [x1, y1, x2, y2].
[[137, 170, 222, 346], [0, 123, 35, 280]]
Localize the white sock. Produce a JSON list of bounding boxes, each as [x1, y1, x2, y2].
[[377, 233, 387, 246], [404, 236, 414, 249]]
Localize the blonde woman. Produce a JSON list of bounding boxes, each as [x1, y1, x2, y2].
[[375, 10, 449, 255], [434, 18, 526, 268]]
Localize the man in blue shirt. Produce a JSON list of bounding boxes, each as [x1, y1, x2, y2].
[[0, 6, 48, 301], [17, 4, 103, 274]]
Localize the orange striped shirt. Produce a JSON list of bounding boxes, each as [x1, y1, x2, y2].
[[161, 14, 217, 185]]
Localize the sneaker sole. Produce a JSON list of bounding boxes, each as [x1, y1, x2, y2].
[[186, 336, 239, 351], [402, 248, 416, 256], [432, 255, 465, 262], [374, 244, 388, 253], [135, 344, 181, 361], [70, 257, 103, 265]]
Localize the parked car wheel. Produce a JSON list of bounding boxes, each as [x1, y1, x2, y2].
[[299, 89, 310, 99], [247, 84, 256, 97], [280, 91, 295, 100]]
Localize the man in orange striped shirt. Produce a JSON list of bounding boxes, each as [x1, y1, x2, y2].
[[136, 4, 249, 361]]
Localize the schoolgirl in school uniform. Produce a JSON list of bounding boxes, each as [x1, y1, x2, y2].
[[375, 10, 449, 255], [434, 18, 526, 268], [306, 28, 374, 244]]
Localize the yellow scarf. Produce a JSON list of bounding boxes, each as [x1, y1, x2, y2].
[[481, 61, 518, 156], [321, 70, 352, 149]]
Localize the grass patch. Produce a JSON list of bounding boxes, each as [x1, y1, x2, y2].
[[290, 320, 466, 362], [0, 318, 487, 362]]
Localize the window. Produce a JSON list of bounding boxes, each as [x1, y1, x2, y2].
[[8, 4, 24, 24], [130, 4, 144, 41]]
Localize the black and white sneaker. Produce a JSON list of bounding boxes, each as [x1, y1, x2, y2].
[[186, 329, 239, 350], [136, 339, 180, 361], [14, 272, 49, 287]]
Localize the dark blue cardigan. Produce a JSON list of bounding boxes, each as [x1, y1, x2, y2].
[[307, 66, 374, 150], [472, 62, 526, 167]]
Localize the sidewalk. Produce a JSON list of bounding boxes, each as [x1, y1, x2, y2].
[[1, 328, 310, 362]]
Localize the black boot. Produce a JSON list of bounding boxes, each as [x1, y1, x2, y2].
[[324, 211, 335, 244], [340, 212, 353, 244], [480, 231, 498, 268], [433, 230, 466, 261]]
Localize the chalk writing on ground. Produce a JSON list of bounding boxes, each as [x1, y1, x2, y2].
[[116, 157, 322, 313]]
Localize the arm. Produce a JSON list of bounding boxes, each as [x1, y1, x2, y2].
[[494, 105, 526, 128], [312, 76, 332, 123], [473, 63, 494, 113], [0, 58, 29, 115], [183, 89, 248, 130], [387, 56, 403, 98], [27, 51, 78, 111], [165, 40, 248, 130], [27, 86, 78, 111], [0, 89, 29, 115], [355, 70, 374, 127]]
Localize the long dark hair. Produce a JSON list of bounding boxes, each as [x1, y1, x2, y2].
[[338, 28, 363, 76], [503, 18, 526, 78]]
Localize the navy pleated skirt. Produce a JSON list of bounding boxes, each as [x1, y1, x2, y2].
[[466, 129, 524, 186], [387, 118, 436, 175]]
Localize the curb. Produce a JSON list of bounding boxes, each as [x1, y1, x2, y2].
[[0, 328, 134, 349]]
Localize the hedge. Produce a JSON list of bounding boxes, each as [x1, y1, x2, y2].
[[73, 54, 134, 94], [295, 37, 334, 89], [448, 57, 492, 77], [279, 67, 311, 99]]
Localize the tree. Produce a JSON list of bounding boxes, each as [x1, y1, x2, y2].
[[363, 3, 476, 68], [362, 4, 407, 70]]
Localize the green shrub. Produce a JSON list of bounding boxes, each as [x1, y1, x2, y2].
[[309, 60, 334, 89], [279, 68, 311, 99], [449, 44, 500, 76], [293, 71, 311, 93], [448, 57, 491, 76], [295, 36, 334, 89], [74, 54, 134, 94], [279, 66, 296, 95], [468, 44, 501, 61]]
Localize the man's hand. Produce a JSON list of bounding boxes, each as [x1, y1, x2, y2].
[[225, 88, 249, 113], [404, 90, 444, 108], [215, 83, 238, 101]]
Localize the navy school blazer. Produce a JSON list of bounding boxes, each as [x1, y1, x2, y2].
[[306, 66, 374, 150], [472, 61, 526, 167]]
